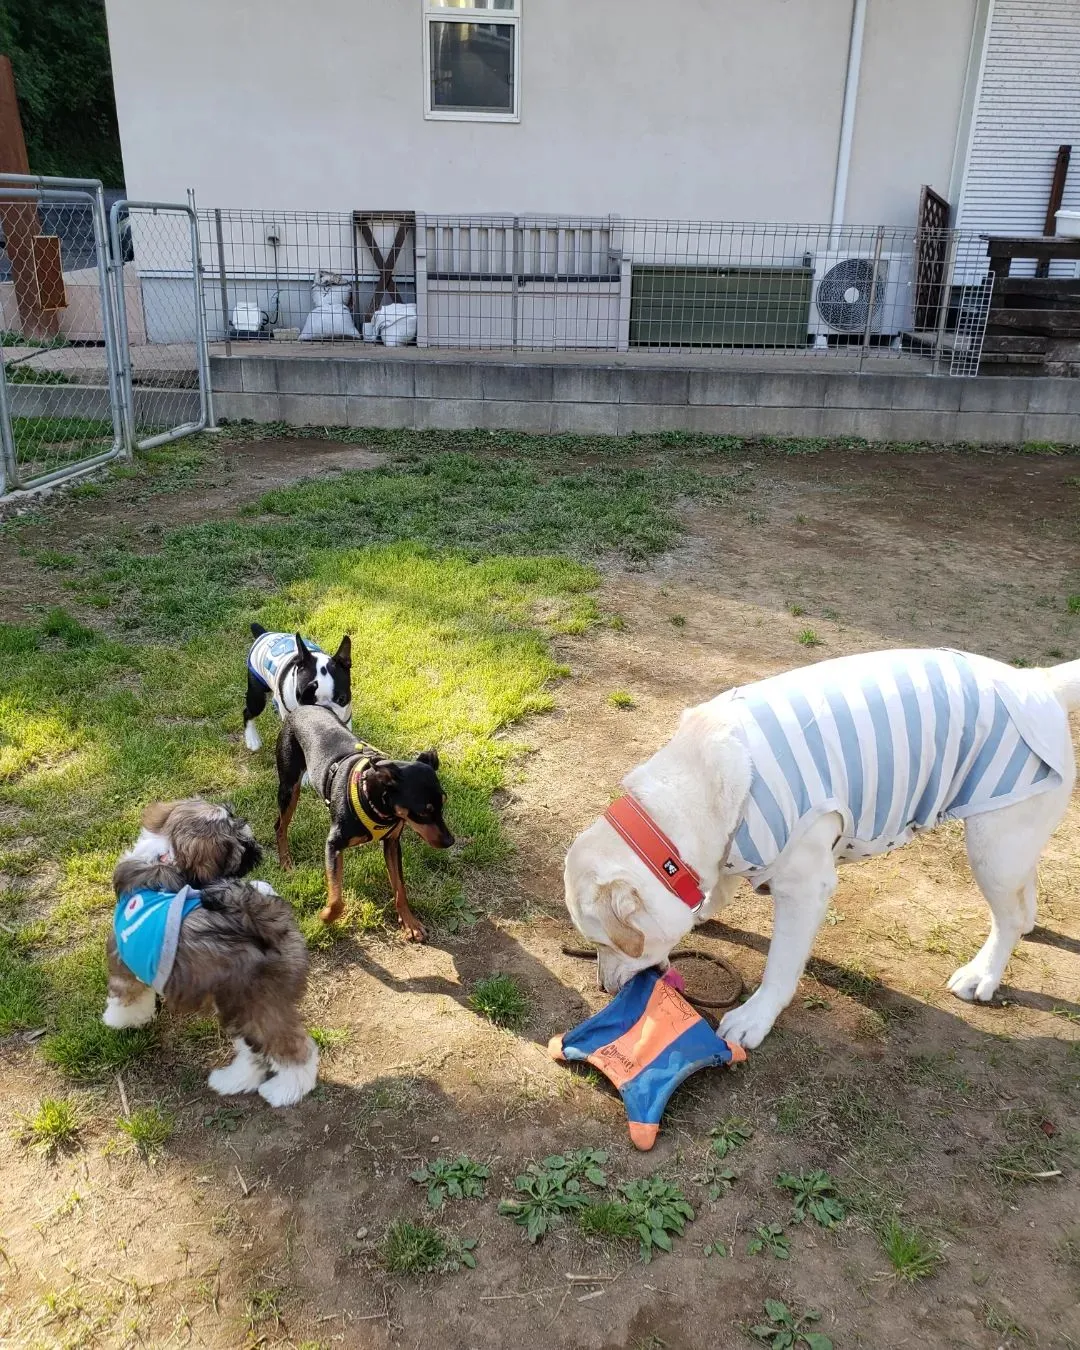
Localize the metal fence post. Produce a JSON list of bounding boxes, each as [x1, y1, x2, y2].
[[188, 188, 217, 431], [511, 215, 521, 352], [932, 231, 960, 376], [858, 225, 885, 373], [107, 198, 137, 455], [0, 353, 19, 493], [214, 208, 232, 357]]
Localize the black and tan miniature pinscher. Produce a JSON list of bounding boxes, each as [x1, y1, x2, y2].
[[274, 705, 453, 941]]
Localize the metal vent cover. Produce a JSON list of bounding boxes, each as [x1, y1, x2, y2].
[[815, 256, 888, 332]]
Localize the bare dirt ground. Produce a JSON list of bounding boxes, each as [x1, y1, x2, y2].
[[1, 440, 1078, 1350]]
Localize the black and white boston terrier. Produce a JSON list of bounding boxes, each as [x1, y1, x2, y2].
[[243, 623, 352, 752]]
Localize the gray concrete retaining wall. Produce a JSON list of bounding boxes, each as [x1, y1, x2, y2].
[[210, 355, 1080, 445]]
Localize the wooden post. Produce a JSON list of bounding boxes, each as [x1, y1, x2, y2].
[[0, 55, 60, 340], [1035, 144, 1071, 278]]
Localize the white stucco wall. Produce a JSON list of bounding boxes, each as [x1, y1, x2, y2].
[[104, 0, 977, 225]]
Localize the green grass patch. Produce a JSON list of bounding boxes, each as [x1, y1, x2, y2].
[[115, 1104, 174, 1159], [380, 1220, 477, 1274], [19, 1097, 82, 1157], [0, 934, 48, 1034], [578, 1199, 638, 1240], [878, 1217, 942, 1283], [607, 689, 635, 710], [6, 365, 72, 385], [0, 434, 740, 1080], [468, 973, 531, 1030]]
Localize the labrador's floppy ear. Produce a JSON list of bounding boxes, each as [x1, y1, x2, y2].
[[595, 878, 646, 959]]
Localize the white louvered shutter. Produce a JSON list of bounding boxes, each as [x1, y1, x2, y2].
[[958, 0, 1080, 276]]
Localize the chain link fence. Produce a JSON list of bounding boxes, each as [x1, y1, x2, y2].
[[0, 176, 214, 498], [0, 178, 124, 492], [110, 201, 212, 450]]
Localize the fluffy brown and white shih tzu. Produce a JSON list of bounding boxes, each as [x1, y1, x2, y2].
[[102, 798, 318, 1107]]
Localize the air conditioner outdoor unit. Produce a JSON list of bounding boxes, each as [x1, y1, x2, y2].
[[808, 251, 914, 344]]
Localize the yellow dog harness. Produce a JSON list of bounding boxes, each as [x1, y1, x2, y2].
[[339, 747, 402, 841]]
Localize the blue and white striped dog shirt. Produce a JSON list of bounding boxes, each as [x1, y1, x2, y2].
[[721, 649, 1068, 888]]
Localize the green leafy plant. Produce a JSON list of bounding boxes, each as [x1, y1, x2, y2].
[[777, 1170, 845, 1229], [380, 1220, 477, 1274], [702, 1239, 728, 1258], [616, 1176, 695, 1261], [608, 689, 635, 709], [798, 628, 822, 648], [669, 613, 687, 628], [410, 1155, 490, 1210], [750, 1299, 832, 1350], [498, 1151, 608, 1243], [747, 1223, 791, 1260], [704, 1166, 737, 1202], [116, 1105, 173, 1159], [709, 1118, 753, 1159], [202, 1106, 247, 1133], [468, 973, 531, 1030]]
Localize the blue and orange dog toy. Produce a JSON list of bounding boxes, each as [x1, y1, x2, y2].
[[548, 966, 747, 1150]]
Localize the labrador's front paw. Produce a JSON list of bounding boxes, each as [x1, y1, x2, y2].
[[718, 994, 780, 1049]]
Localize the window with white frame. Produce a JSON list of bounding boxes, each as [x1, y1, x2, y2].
[[424, 0, 520, 121]]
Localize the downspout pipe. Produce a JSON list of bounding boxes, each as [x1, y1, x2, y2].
[[831, 0, 868, 237]]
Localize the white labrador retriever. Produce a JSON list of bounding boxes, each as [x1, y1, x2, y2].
[[564, 649, 1079, 1049]]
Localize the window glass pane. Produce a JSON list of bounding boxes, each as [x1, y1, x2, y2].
[[430, 1, 515, 10], [430, 21, 515, 113]]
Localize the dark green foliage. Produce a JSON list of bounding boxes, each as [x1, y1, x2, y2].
[[0, 1, 123, 184]]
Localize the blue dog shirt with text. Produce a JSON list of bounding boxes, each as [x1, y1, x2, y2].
[[114, 886, 202, 993]]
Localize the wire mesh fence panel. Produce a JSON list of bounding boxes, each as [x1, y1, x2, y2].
[[194, 207, 995, 372], [198, 209, 418, 347], [111, 201, 211, 449], [950, 273, 995, 378], [0, 179, 124, 491]]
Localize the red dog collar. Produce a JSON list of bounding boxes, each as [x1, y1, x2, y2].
[[603, 795, 704, 911]]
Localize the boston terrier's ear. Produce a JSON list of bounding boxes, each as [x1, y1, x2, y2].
[[295, 633, 313, 664], [333, 635, 352, 669], [416, 749, 440, 771]]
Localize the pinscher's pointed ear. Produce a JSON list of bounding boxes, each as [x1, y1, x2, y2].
[[416, 749, 439, 771], [368, 760, 400, 790]]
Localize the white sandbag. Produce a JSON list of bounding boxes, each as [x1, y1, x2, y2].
[[310, 272, 352, 308], [372, 303, 417, 347], [299, 300, 360, 341], [299, 272, 360, 341]]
